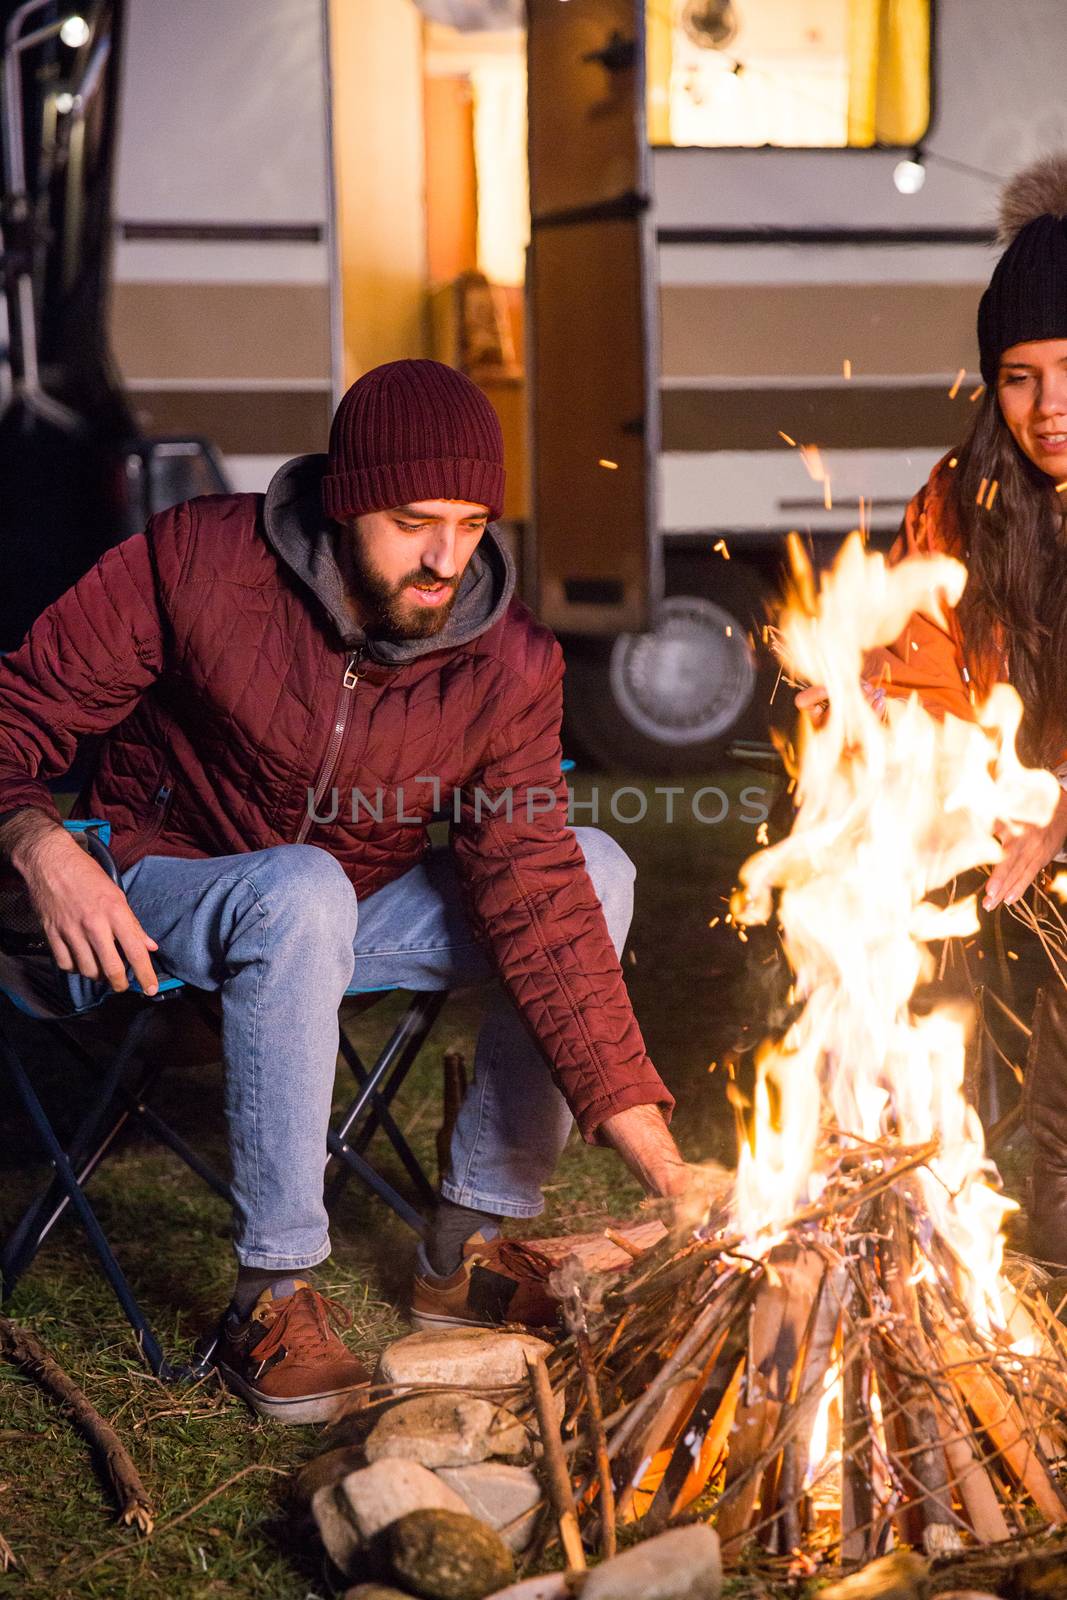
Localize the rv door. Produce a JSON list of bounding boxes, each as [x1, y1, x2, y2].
[[526, 0, 660, 638]]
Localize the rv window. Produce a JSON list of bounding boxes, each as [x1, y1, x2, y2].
[[647, 0, 931, 149]]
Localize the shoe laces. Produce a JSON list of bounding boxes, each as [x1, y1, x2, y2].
[[468, 1238, 554, 1284], [250, 1287, 353, 1366]]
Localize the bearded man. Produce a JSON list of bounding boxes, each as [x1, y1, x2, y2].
[[0, 359, 692, 1423]]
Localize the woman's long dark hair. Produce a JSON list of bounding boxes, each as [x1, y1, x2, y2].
[[953, 389, 1067, 767]]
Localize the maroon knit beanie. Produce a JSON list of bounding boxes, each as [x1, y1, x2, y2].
[[322, 359, 505, 522]]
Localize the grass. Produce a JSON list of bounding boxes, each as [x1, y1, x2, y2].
[[0, 766, 771, 1598]]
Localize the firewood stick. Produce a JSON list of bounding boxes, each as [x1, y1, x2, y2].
[[575, 1329, 616, 1558], [605, 1298, 722, 1462], [0, 1317, 154, 1532], [877, 1195, 962, 1555], [940, 1407, 1012, 1542], [935, 1324, 1067, 1523], [527, 1356, 586, 1572], [841, 1350, 874, 1563], [436, 1049, 467, 1185]]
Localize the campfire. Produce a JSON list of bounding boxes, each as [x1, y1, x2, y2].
[[548, 534, 1067, 1575]]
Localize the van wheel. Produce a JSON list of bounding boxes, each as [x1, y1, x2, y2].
[[563, 558, 773, 773]]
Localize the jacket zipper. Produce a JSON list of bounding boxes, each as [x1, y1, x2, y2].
[[295, 648, 363, 844]]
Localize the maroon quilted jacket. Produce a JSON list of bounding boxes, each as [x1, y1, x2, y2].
[[0, 454, 672, 1138]]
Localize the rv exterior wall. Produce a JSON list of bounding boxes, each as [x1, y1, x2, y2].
[[110, 0, 334, 494], [653, 0, 1066, 539]]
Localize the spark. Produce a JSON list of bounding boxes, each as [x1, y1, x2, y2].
[[985, 479, 999, 511], [778, 430, 797, 447], [969, 383, 985, 402], [756, 821, 769, 845], [976, 477, 988, 506], [708, 916, 721, 928], [948, 368, 966, 399], [1056, 479, 1067, 493], [948, 456, 958, 468], [725, 625, 733, 637], [823, 478, 833, 511], [713, 539, 731, 560], [842, 358, 852, 380], [598, 458, 619, 470]]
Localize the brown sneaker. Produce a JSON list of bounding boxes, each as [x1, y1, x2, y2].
[[411, 1234, 561, 1332], [213, 1281, 371, 1424]]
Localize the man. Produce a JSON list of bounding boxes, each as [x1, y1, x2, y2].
[[0, 359, 692, 1424]]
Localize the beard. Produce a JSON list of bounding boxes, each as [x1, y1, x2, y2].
[[344, 539, 461, 640]]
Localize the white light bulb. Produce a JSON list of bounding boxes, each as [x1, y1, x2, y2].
[[893, 157, 926, 195], [55, 91, 75, 114], [59, 15, 90, 47]]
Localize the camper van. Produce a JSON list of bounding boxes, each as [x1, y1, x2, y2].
[[5, 0, 1066, 766]]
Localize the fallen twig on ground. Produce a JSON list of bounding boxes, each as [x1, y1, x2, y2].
[[0, 1315, 154, 1533]]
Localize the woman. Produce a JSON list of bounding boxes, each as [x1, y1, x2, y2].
[[798, 153, 1067, 1266]]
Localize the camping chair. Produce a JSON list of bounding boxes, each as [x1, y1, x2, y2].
[[0, 820, 453, 1378]]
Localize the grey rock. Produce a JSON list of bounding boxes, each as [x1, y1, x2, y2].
[[434, 1463, 541, 1552], [378, 1329, 552, 1391], [580, 1524, 722, 1600], [479, 1580, 569, 1600], [819, 1553, 930, 1600], [344, 1588, 416, 1600], [375, 1508, 515, 1600], [340, 1458, 468, 1543], [366, 1393, 527, 1468], [311, 1481, 363, 1577], [294, 1444, 365, 1508]]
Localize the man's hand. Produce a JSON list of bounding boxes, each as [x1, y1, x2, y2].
[[598, 1103, 733, 1229], [984, 787, 1067, 911], [0, 810, 159, 994]]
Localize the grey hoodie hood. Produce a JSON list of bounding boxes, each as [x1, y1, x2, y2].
[[262, 453, 515, 665]]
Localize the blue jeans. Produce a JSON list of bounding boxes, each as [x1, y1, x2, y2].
[[121, 828, 635, 1271]]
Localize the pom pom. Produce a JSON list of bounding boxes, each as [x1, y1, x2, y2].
[[999, 151, 1067, 244]]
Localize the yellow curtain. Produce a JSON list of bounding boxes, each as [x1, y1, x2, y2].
[[646, 0, 674, 146], [848, 0, 930, 148]]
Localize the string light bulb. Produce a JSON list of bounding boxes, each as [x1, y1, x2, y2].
[[59, 14, 90, 46], [893, 150, 926, 195]]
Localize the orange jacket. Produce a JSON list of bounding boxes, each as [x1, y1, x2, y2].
[[862, 454, 994, 723]]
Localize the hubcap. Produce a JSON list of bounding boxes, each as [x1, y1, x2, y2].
[[608, 595, 756, 746]]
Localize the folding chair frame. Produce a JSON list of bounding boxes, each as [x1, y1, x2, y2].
[[0, 996, 227, 1379]]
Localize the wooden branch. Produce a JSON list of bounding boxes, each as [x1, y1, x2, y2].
[[0, 1316, 154, 1533], [528, 1356, 586, 1572], [575, 1328, 616, 1558], [877, 1195, 962, 1555], [934, 1323, 1067, 1524]]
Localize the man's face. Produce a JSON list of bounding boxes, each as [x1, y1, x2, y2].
[[997, 338, 1067, 480], [342, 499, 490, 639]]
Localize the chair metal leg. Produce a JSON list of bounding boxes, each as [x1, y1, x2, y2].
[[325, 1126, 428, 1235], [2, 1010, 155, 1288], [0, 1034, 174, 1378], [327, 992, 445, 1212]]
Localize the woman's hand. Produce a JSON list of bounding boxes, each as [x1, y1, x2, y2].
[[984, 787, 1067, 910], [794, 681, 886, 727]]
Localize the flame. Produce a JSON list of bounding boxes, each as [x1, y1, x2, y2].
[[731, 534, 1058, 1336]]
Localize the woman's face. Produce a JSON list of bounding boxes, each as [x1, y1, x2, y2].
[[997, 338, 1067, 481]]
